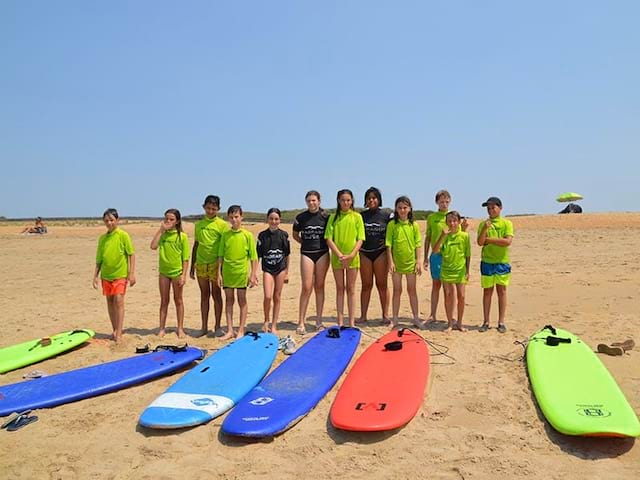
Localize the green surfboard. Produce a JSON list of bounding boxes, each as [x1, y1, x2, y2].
[[527, 325, 640, 437], [0, 329, 95, 374]]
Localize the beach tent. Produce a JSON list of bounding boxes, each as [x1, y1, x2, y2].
[[559, 203, 582, 214]]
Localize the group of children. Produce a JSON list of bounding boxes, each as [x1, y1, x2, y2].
[[92, 190, 513, 343]]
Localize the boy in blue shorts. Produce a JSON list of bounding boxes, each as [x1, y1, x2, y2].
[[477, 197, 514, 333]]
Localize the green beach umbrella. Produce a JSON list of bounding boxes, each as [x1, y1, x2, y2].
[[556, 192, 584, 203]]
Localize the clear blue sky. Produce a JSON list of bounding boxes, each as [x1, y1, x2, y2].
[[2, 1, 638, 219]]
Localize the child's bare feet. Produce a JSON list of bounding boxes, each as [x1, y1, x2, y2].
[[412, 318, 426, 330], [158, 329, 166, 338], [194, 329, 208, 338], [296, 325, 306, 335], [355, 317, 368, 325], [455, 322, 467, 332], [220, 330, 235, 340], [236, 328, 245, 338], [390, 319, 399, 330], [261, 322, 270, 333], [177, 329, 185, 338], [315, 322, 325, 331], [425, 315, 436, 324], [445, 325, 453, 333]]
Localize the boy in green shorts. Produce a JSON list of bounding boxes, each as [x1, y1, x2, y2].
[[189, 195, 229, 337], [217, 205, 258, 340], [477, 197, 514, 333]]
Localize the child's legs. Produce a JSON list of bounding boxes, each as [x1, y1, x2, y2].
[[271, 270, 287, 333], [455, 283, 466, 325], [430, 279, 442, 319], [223, 288, 236, 338], [262, 272, 275, 325], [391, 272, 403, 322], [158, 275, 172, 333], [113, 293, 125, 338], [332, 268, 346, 326], [345, 267, 358, 327], [237, 289, 248, 336], [105, 296, 117, 332], [359, 256, 374, 320], [373, 252, 390, 319], [197, 276, 211, 331], [211, 281, 223, 331], [442, 282, 455, 323], [298, 255, 315, 325], [313, 253, 330, 323], [171, 277, 185, 336], [482, 286, 494, 325], [406, 273, 419, 320], [496, 285, 508, 325]]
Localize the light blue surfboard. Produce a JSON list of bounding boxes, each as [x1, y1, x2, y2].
[[139, 332, 278, 429], [0, 346, 205, 417], [222, 326, 361, 437]]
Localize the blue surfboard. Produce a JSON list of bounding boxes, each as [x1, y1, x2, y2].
[[222, 326, 361, 437], [139, 332, 278, 429], [0, 346, 204, 416]]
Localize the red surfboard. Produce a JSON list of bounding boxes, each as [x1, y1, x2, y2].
[[330, 329, 430, 431]]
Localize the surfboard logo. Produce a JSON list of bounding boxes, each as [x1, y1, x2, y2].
[[249, 397, 274, 406], [576, 405, 611, 418], [355, 402, 387, 411], [191, 397, 218, 407]]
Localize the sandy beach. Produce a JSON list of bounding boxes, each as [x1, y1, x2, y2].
[[0, 213, 638, 479]]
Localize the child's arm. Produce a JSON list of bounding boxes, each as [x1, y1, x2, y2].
[[189, 241, 199, 280], [178, 261, 188, 286], [150, 223, 166, 250], [477, 219, 491, 246], [485, 236, 513, 247], [387, 246, 396, 272], [432, 231, 447, 254], [465, 255, 471, 281], [423, 228, 431, 268], [249, 259, 258, 287], [92, 263, 101, 289], [217, 258, 224, 289], [415, 244, 423, 275], [292, 230, 302, 244], [128, 254, 137, 287]]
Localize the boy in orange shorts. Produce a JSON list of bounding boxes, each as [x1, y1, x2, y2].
[[93, 208, 136, 342]]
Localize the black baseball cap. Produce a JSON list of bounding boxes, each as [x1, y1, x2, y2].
[[481, 197, 502, 207]]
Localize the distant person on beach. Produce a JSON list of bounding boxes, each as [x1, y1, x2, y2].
[[217, 205, 258, 340], [432, 211, 470, 332], [293, 190, 330, 334], [358, 187, 391, 325], [423, 190, 468, 324], [257, 208, 290, 335], [325, 189, 365, 328], [21, 217, 47, 234], [385, 195, 424, 330], [189, 195, 229, 337], [477, 197, 514, 333], [150, 209, 190, 338], [92, 208, 136, 342]]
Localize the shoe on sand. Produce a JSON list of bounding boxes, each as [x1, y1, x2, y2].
[[611, 339, 635, 351], [597, 344, 624, 356]]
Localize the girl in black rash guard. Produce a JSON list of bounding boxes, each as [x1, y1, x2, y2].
[[358, 187, 391, 324], [257, 208, 290, 335], [292, 190, 330, 334]]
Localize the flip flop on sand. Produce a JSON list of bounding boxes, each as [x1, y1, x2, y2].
[[4, 412, 39, 432], [611, 339, 635, 351], [596, 344, 624, 356]]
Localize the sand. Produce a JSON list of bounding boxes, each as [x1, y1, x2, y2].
[[0, 213, 638, 479]]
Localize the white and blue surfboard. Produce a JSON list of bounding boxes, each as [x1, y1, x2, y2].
[[139, 332, 278, 429]]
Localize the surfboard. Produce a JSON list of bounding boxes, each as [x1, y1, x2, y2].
[[0, 346, 204, 416], [0, 329, 95, 374], [222, 326, 361, 437], [330, 328, 430, 431], [139, 332, 278, 429], [527, 325, 640, 437]]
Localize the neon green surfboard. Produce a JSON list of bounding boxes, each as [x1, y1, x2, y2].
[[0, 329, 95, 374], [527, 326, 640, 437]]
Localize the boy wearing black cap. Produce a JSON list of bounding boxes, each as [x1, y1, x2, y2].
[[477, 197, 513, 333]]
